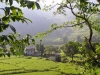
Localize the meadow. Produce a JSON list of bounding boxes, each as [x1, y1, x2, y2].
[[0, 56, 100, 75]]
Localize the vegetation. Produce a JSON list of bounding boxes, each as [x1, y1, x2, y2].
[[0, 56, 100, 75], [62, 41, 80, 61], [35, 43, 45, 57], [0, 0, 100, 75], [44, 45, 59, 54], [0, 0, 40, 57]]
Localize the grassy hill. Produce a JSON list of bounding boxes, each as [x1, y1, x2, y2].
[[40, 26, 99, 46]]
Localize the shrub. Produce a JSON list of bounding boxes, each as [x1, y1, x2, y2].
[[46, 58, 49, 60], [62, 57, 68, 63], [26, 56, 32, 59]]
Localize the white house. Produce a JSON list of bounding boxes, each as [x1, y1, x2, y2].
[[25, 47, 35, 56]]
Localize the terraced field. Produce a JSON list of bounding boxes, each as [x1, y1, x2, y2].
[[0, 56, 99, 75]]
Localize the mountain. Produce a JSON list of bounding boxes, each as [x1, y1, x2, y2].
[[1, 1, 75, 37]]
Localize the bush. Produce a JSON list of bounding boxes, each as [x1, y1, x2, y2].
[[26, 56, 32, 59], [45, 58, 49, 60], [55, 55, 61, 62], [62, 57, 68, 63]]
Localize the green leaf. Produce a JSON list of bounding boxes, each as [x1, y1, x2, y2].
[[26, 34, 30, 37], [12, 8, 16, 15], [9, 33, 16, 39], [17, 9, 23, 16], [8, 35, 13, 41], [80, 25, 83, 28], [7, 52, 10, 57], [6, 0, 8, 2], [17, 52, 21, 56], [9, 25, 16, 33], [0, 53, 3, 57], [35, 2, 41, 9], [32, 2, 36, 10], [0, 36, 4, 42], [16, 0, 19, 3], [11, 16, 16, 22], [22, 19, 28, 24], [50, 24, 54, 28], [21, 19, 25, 23], [2, 35, 9, 42], [31, 38, 35, 45], [0, 48, 2, 52], [9, 0, 13, 6], [10, 48, 15, 54], [0, 0, 3, 2], [24, 17, 32, 23]]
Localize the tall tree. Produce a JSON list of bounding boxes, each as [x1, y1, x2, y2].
[[62, 41, 79, 61], [35, 43, 45, 57]]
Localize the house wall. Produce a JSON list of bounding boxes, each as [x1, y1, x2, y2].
[[25, 48, 35, 55], [26, 50, 34, 55], [49, 56, 56, 61]]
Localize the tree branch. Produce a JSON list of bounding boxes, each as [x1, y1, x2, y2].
[[63, 21, 85, 28], [67, 1, 96, 53], [47, 21, 85, 34], [48, 0, 96, 53], [87, 13, 94, 19]]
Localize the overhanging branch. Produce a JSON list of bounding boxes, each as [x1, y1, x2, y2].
[[45, 21, 85, 35]]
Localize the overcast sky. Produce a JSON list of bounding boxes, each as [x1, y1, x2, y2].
[[0, 0, 99, 36]]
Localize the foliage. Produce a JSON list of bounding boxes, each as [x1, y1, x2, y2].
[[0, 0, 41, 57], [35, 44, 40, 52], [62, 41, 80, 60], [78, 40, 100, 66], [44, 45, 59, 54], [26, 56, 32, 59], [35, 43, 45, 56]]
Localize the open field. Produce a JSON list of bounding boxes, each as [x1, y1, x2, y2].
[[0, 56, 100, 75]]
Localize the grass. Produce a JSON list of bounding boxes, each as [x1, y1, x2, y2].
[[0, 56, 100, 75], [13, 71, 60, 75]]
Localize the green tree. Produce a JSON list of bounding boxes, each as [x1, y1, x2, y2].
[[40, 44, 45, 57], [44, 45, 59, 54], [35, 43, 45, 57], [0, 0, 40, 57], [35, 44, 40, 51], [63, 41, 80, 61]]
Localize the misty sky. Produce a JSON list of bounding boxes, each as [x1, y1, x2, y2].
[[0, 0, 99, 36]]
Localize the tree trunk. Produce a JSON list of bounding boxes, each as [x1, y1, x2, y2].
[[72, 54, 73, 61], [84, 18, 96, 53]]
